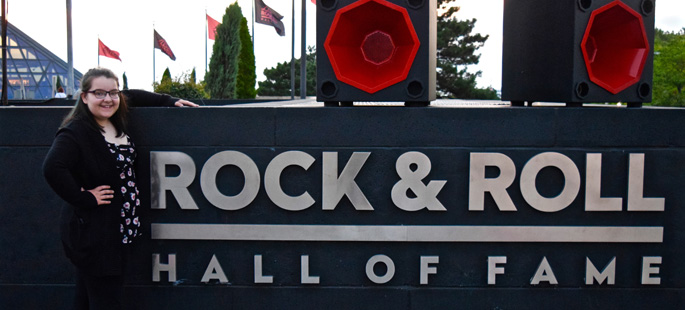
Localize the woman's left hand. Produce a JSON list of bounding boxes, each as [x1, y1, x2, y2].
[[174, 99, 199, 107]]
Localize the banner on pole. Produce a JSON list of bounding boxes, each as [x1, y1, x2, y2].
[[98, 39, 121, 61], [255, 0, 286, 36], [154, 30, 176, 61], [207, 14, 221, 40]]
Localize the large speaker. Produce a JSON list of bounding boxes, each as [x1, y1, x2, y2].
[[316, 0, 436, 106], [502, 0, 655, 106]]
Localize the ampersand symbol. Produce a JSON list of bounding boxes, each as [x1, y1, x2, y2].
[[391, 152, 447, 211]]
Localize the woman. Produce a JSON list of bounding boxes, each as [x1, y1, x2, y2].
[[55, 87, 67, 98], [42, 68, 196, 309]]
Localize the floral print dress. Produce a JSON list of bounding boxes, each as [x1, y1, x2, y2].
[[106, 136, 141, 244]]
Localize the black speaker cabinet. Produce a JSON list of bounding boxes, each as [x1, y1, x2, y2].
[[316, 0, 436, 106], [502, 0, 655, 106]]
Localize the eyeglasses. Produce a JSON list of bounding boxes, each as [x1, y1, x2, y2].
[[86, 89, 120, 99]]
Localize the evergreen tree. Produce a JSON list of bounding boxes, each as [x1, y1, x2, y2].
[[258, 46, 316, 97], [122, 72, 129, 90], [436, 0, 498, 99], [162, 68, 172, 84], [206, 2, 243, 99], [189, 68, 196, 84], [236, 17, 257, 99]]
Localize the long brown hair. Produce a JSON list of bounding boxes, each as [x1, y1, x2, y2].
[[61, 67, 129, 137]]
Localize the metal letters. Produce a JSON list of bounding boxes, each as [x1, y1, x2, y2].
[[150, 150, 665, 213], [391, 152, 446, 211]]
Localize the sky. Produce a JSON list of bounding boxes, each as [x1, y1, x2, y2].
[[8, 0, 685, 93]]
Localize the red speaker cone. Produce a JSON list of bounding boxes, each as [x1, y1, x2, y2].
[[581, 0, 650, 94], [324, 0, 420, 94]]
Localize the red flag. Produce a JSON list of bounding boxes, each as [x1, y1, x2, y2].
[[254, 0, 286, 36], [98, 39, 121, 61], [154, 30, 176, 61], [207, 14, 221, 40]]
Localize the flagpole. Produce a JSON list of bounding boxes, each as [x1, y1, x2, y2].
[[152, 26, 155, 89], [1, 0, 7, 106], [291, 0, 295, 99], [66, 0, 75, 99], [97, 36, 100, 67], [300, 0, 306, 99], [251, 0, 255, 46], [205, 10, 208, 75]]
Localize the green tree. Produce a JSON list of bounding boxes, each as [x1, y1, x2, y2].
[[436, 0, 498, 99], [154, 70, 209, 99], [162, 68, 172, 84], [122, 72, 129, 90], [258, 46, 316, 97], [652, 28, 685, 106], [236, 17, 257, 99], [189, 68, 196, 84], [55, 76, 63, 90], [206, 2, 243, 99]]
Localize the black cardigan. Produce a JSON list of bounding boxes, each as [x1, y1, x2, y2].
[[42, 90, 178, 276]]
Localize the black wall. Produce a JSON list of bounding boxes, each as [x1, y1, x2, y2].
[[1, 106, 684, 309]]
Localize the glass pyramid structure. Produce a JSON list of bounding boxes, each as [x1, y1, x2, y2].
[[1, 22, 83, 100]]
